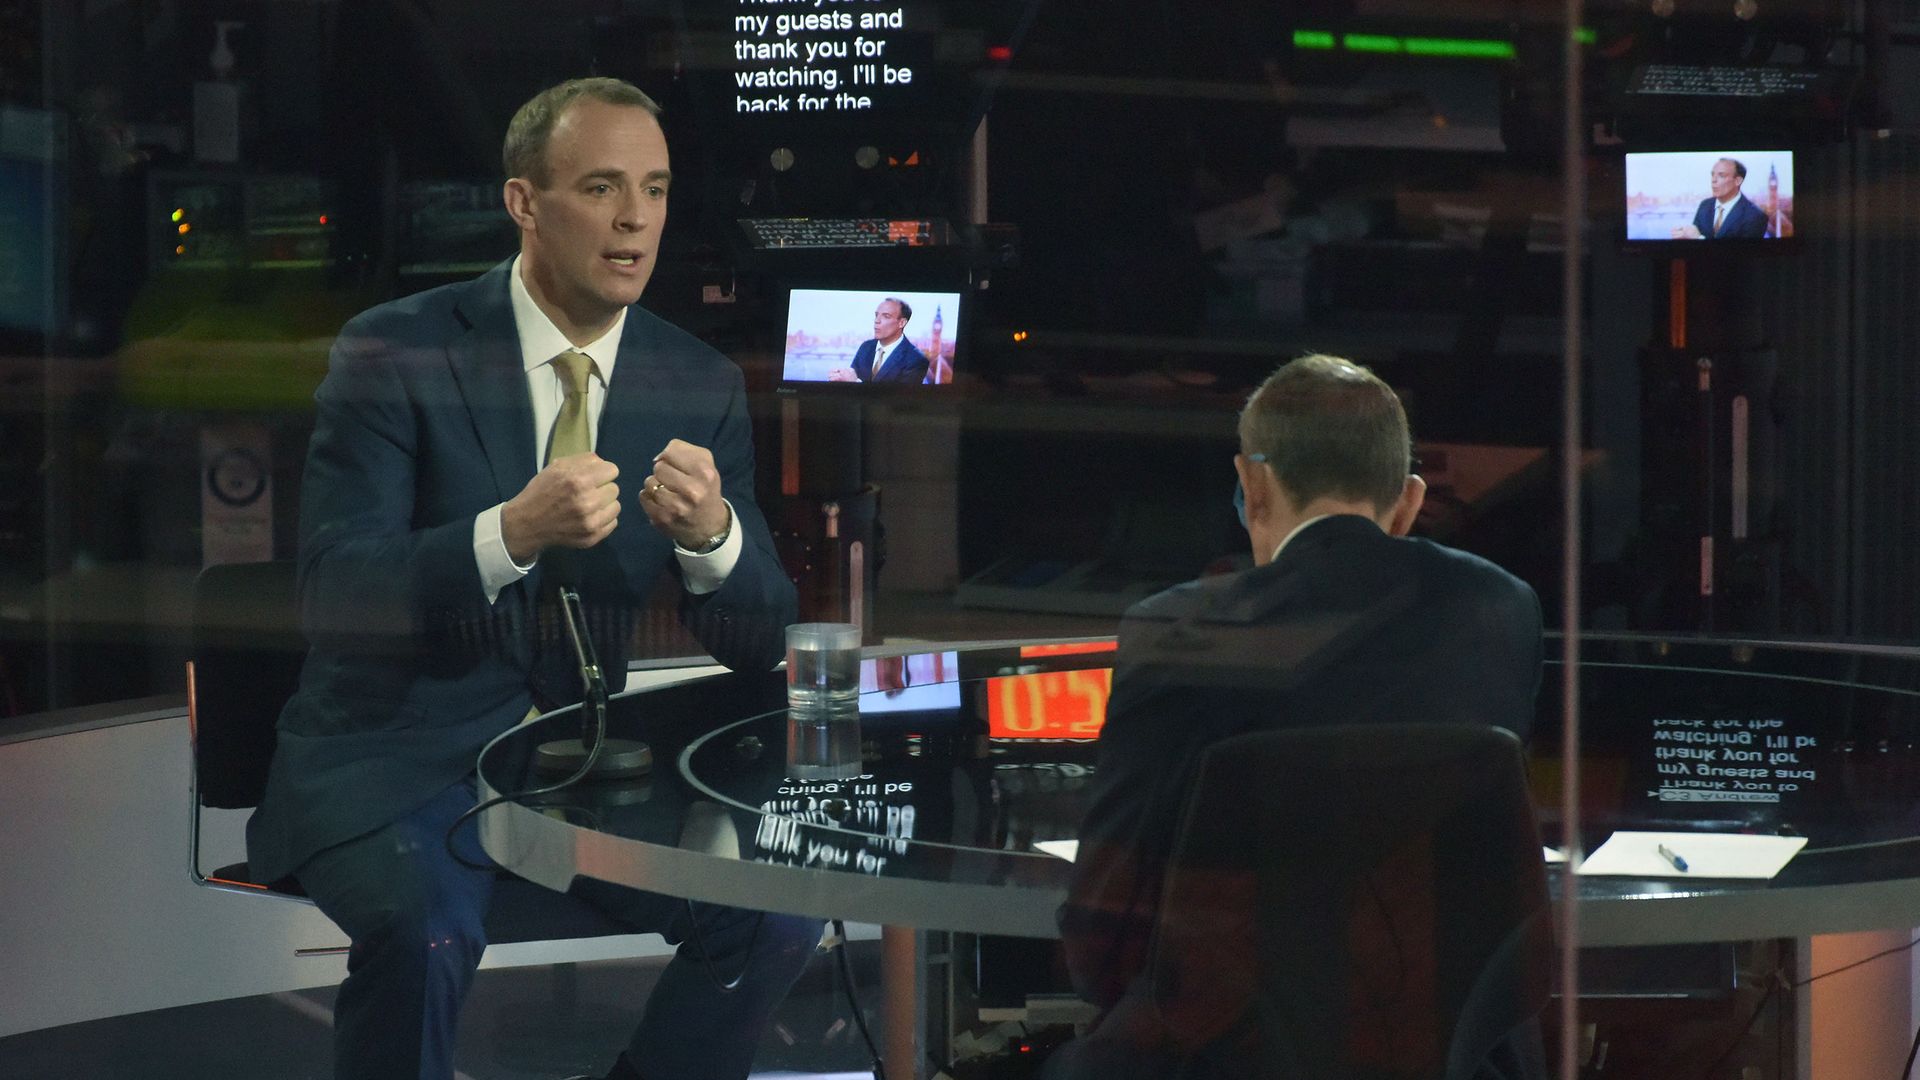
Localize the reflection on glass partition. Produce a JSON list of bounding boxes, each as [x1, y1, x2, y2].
[[1538, 638, 1920, 848]]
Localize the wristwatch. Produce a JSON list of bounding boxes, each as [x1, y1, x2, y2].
[[685, 508, 732, 555]]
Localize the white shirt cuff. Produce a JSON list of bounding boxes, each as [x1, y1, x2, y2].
[[474, 504, 533, 604], [676, 499, 742, 595]]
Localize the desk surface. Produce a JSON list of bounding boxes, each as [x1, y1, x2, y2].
[[477, 635, 1920, 944]]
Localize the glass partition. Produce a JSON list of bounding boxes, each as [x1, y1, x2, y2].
[[9, 0, 1920, 1076]]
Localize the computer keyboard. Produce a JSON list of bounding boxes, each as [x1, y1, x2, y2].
[[738, 217, 948, 249]]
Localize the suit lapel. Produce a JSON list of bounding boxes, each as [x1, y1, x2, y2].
[[447, 262, 537, 506]]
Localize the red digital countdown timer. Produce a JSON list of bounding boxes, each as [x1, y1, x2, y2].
[[986, 669, 1112, 739]]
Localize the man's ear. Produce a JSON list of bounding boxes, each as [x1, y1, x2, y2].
[[1384, 474, 1426, 537], [1234, 454, 1268, 523], [503, 177, 536, 232]]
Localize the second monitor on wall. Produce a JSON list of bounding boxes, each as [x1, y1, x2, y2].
[[781, 286, 963, 387]]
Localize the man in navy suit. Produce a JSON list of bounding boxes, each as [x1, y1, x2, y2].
[[1053, 355, 1546, 1079], [827, 297, 929, 384], [1671, 157, 1769, 239], [246, 78, 817, 1080]]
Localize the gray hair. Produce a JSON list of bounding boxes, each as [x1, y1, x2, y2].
[[1238, 354, 1411, 512]]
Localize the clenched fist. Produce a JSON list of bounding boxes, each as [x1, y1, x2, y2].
[[500, 453, 621, 564], [639, 439, 731, 550]]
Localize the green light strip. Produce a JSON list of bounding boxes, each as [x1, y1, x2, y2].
[[1293, 27, 1596, 58], [1404, 36, 1516, 59], [1343, 33, 1403, 53]]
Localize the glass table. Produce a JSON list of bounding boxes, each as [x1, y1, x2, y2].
[[476, 634, 1920, 1076], [480, 634, 1920, 944]]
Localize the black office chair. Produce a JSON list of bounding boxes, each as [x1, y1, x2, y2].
[[1145, 723, 1552, 1080], [188, 559, 312, 901]]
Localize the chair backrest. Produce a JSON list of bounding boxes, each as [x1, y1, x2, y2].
[[189, 560, 305, 810], [1148, 723, 1551, 1080]]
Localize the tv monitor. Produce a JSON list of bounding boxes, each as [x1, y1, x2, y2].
[[1623, 150, 1797, 253], [859, 651, 961, 717], [781, 286, 962, 385]]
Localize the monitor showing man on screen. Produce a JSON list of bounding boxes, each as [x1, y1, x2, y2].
[[1625, 150, 1795, 242], [782, 287, 959, 385]]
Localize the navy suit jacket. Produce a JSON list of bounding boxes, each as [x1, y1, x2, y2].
[[1061, 515, 1542, 1010], [247, 260, 797, 884], [1691, 194, 1768, 239], [851, 336, 929, 384]]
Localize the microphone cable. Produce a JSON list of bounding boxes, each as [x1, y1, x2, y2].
[[444, 579, 609, 872], [830, 918, 887, 1080]]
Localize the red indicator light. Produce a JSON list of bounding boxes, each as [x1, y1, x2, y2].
[[987, 45, 1013, 62], [1020, 641, 1116, 658]]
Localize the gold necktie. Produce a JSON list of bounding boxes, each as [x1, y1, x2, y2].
[[547, 350, 594, 463], [1713, 204, 1726, 235]]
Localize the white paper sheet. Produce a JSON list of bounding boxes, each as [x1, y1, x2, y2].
[[1034, 840, 1079, 862], [1577, 831, 1807, 879], [1042, 841, 1573, 867]]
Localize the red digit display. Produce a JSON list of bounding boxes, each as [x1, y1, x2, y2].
[[986, 669, 1112, 739]]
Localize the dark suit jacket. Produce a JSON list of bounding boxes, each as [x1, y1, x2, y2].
[[1060, 515, 1542, 1010], [851, 336, 929, 384], [1691, 194, 1768, 239], [246, 260, 797, 884]]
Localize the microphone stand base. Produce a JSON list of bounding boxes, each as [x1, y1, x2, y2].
[[534, 737, 653, 780]]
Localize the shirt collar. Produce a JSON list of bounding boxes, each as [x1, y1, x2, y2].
[[509, 254, 625, 381], [1268, 514, 1335, 564], [1717, 194, 1741, 211]]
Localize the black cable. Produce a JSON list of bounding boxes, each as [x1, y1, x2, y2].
[[831, 918, 887, 1080], [1695, 968, 1780, 1080], [1785, 933, 1920, 1080], [1902, 1016, 1920, 1080], [441, 693, 608, 872], [1796, 835, 1920, 857], [1681, 936, 1920, 1080], [445, 582, 611, 872], [678, 899, 765, 994], [1794, 934, 1920, 987]]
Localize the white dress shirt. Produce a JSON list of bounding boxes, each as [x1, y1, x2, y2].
[[471, 255, 742, 602]]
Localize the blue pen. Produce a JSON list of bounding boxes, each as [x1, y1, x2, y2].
[[1657, 843, 1689, 873]]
